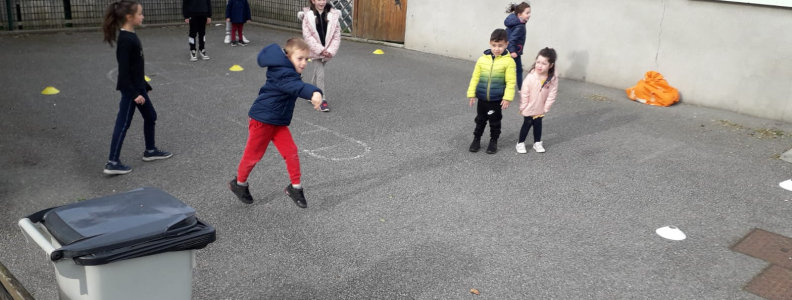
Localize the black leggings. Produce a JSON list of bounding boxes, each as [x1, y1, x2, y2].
[[518, 116, 543, 143]]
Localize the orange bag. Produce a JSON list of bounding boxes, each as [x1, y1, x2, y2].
[[625, 71, 679, 107]]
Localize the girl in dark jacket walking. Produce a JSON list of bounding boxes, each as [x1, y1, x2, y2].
[[226, 0, 251, 46], [505, 2, 531, 90]]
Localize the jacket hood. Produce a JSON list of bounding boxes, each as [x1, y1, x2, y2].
[[504, 14, 524, 28], [483, 49, 511, 56], [257, 44, 295, 70]]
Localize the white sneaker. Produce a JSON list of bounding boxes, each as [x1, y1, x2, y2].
[[189, 50, 198, 61], [242, 35, 249, 43], [199, 49, 210, 60], [533, 141, 546, 153], [780, 179, 792, 192], [224, 34, 231, 44], [516, 142, 527, 154]]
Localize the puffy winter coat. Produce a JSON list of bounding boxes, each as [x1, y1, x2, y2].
[[249, 44, 323, 126], [226, 0, 251, 23], [519, 71, 558, 117], [297, 7, 342, 61], [504, 14, 526, 56], [467, 50, 517, 102]]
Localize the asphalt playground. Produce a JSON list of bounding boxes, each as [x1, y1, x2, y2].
[[2, 24, 792, 299]]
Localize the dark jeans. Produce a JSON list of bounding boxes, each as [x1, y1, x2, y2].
[[189, 16, 207, 51], [473, 100, 503, 140], [108, 89, 157, 162], [514, 55, 524, 90], [518, 116, 543, 143]]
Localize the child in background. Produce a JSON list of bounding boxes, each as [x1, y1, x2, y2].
[[298, 0, 341, 112], [102, 0, 172, 175], [505, 2, 531, 90], [229, 39, 324, 208], [183, 0, 212, 61], [224, 0, 249, 45], [516, 47, 558, 154], [226, 0, 251, 46], [466, 29, 517, 154]]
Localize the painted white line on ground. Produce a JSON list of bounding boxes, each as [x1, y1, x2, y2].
[[294, 117, 371, 161], [299, 128, 326, 135]]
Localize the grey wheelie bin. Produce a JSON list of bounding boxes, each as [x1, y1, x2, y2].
[[18, 187, 216, 300]]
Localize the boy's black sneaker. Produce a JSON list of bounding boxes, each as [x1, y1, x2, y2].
[[238, 40, 248, 46], [469, 137, 481, 152], [103, 162, 132, 175], [189, 50, 198, 62], [486, 139, 498, 154], [229, 177, 254, 204], [231, 40, 238, 47], [142, 148, 173, 161], [285, 185, 308, 208]]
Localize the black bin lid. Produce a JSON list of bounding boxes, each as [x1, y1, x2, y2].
[[27, 187, 215, 265]]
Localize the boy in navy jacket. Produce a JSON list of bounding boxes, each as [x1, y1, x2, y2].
[[229, 38, 323, 208]]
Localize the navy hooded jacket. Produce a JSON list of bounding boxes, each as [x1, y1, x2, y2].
[[504, 14, 526, 56], [226, 0, 251, 23], [248, 44, 322, 126]]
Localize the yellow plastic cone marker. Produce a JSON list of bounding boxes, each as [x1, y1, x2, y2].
[[41, 86, 60, 95], [373, 49, 384, 55], [308, 59, 312, 62], [145, 76, 151, 82], [229, 65, 244, 71]]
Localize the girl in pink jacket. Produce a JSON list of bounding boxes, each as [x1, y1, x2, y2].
[[517, 48, 558, 154], [298, 0, 341, 112]]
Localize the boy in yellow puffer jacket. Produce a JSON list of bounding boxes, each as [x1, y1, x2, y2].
[[467, 29, 517, 154]]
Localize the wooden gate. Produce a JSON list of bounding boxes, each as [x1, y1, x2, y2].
[[353, 0, 407, 43]]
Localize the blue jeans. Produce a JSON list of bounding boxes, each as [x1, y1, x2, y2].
[[108, 89, 157, 162], [514, 55, 524, 90]]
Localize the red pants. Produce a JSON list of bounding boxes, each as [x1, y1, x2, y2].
[[231, 23, 244, 41], [237, 119, 301, 184]]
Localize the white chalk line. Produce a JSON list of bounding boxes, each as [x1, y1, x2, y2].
[[293, 117, 371, 161], [224, 116, 371, 161]]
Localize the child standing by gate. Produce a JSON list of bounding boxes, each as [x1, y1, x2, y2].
[[226, 0, 251, 46], [102, 0, 172, 175], [183, 0, 212, 61], [298, 0, 341, 112]]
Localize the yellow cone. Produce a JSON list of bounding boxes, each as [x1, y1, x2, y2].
[[308, 59, 312, 62], [229, 65, 244, 71], [145, 76, 151, 82], [41, 86, 60, 95], [373, 49, 384, 55]]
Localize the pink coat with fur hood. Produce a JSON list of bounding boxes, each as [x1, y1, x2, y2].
[[519, 71, 559, 117], [297, 7, 341, 61]]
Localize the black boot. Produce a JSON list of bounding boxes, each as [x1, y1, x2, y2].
[[486, 139, 498, 154], [469, 137, 481, 152]]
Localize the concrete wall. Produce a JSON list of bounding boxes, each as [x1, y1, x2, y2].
[[404, 0, 792, 122]]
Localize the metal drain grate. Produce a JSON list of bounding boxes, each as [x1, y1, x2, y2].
[[746, 265, 792, 300], [733, 229, 792, 269]]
